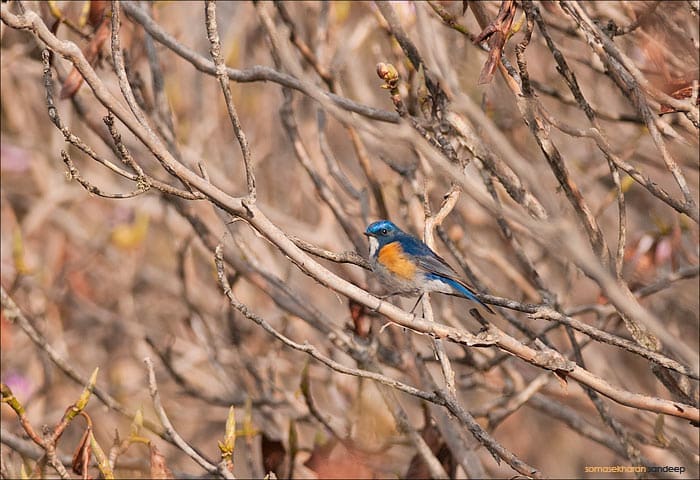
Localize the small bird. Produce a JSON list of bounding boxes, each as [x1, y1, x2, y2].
[[364, 220, 494, 313]]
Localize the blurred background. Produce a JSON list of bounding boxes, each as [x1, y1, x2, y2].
[[1, 1, 698, 478]]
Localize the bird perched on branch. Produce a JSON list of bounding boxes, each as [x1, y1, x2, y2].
[[364, 220, 494, 314]]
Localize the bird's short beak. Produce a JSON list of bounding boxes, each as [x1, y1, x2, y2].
[[363, 231, 374, 237]]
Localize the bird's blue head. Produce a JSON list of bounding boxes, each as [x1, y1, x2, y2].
[[364, 220, 402, 242]]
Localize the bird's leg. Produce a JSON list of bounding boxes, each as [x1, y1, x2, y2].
[[409, 293, 425, 315], [369, 292, 401, 313]]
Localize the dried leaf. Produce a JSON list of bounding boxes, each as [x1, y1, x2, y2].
[[59, 61, 89, 100], [405, 422, 456, 479], [71, 426, 91, 476], [261, 434, 285, 476], [474, 0, 516, 85], [60, 18, 110, 99], [87, 0, 109, 28], [659, 85, 699, 114], [349, 300, 371, 338], [150, 443, 174, 479]]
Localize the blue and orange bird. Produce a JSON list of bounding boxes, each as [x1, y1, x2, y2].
[[364, 220, 494, 313]]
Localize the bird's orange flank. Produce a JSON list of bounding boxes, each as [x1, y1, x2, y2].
[[378, 241, 416, 279]]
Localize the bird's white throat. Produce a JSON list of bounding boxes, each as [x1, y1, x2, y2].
[[368, 236, 379, 257]]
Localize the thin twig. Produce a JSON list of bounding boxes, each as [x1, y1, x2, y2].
[[120, 1, 400, 124], [204, 0, 256, 201], [144, 357, 235, 479]]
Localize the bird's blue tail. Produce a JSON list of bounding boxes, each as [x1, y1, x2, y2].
[[443, 277, 495, 314]]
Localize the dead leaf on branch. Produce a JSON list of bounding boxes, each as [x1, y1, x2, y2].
[[59, 2, 110, 99], [150, 443, 174, 479], [405, 421, 456, 479], [473, 0, 517, 85], [659, 84, 700, 115], [261, 433, 285, 477], [71, 425, 92, 476]]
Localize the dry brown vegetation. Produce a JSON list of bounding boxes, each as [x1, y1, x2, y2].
[[1, 1, 699, 478]]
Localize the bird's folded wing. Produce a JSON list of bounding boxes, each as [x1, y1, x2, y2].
[[399, 235, 466, 283], [402, 234, 494, 313]]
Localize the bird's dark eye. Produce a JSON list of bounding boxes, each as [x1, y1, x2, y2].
[[381, 228, 388, 235]]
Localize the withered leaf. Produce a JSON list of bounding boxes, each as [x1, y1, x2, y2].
[[261, 433, 285, 476], [474, 0, 517, 85], [659, 85, 699, 115], [405, 422, 456, 479], [71, 426, 92, 477], [59, 18, 110, 99], [150, 443, 174, 479]]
